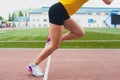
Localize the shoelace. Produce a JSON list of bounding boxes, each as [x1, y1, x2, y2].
[[34, 66, 43, 74]]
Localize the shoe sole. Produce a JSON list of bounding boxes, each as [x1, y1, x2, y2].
[[27, 66, 32, 73]]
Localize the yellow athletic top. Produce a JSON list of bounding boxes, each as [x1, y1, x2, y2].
[[59, 0, 88, 15]]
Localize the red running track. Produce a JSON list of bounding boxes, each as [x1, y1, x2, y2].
[[0, 49, 120, 80]]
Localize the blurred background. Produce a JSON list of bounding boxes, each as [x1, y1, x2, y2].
[[0, 0, 120, 48]]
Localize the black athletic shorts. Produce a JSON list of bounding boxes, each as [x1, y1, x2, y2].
[[48, 2, 70, 25]]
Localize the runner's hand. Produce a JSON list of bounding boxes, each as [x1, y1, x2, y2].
[[103, 0, 113, 5]]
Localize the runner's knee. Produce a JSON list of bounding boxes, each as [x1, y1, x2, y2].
[[49, 43, 60, 50], [77, 30, 85, 37], [73, 29, 85, 38]]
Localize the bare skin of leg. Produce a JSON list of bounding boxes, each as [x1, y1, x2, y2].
[[34, 23, 63, 65], [34, 18, 85, 65], [62, 18, 85, 41]]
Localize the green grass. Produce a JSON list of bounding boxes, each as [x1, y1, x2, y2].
[[0, 28, 120, 48]]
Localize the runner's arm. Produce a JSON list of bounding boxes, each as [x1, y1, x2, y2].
[[103, 0, 113, 5]]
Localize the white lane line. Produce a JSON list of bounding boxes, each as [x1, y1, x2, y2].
[[43, 55, 51, 80]]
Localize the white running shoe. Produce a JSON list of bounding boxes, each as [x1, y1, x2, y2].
[[27, 63, 44, 77]]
